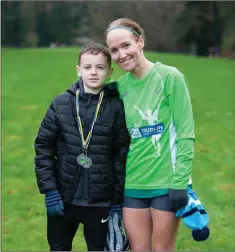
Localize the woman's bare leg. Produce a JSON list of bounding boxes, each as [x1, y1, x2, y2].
[[123, 207, 152, 251], [150, 208, 180, 252]]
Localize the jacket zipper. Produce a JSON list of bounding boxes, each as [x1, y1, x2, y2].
[[64, 96, 94, 203]]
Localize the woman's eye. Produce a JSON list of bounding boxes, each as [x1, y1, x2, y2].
[[124, 44, 130, 48]]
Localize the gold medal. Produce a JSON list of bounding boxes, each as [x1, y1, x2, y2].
[[76, 89, 104, 169]]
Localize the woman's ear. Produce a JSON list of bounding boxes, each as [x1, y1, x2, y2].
[[138, 35, 145, 50]]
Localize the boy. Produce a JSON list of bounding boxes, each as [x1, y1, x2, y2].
[[34, 42, 130, 251]]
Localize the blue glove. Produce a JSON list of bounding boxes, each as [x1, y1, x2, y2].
[[110, 204, 123, 220], [169, 189, 188, 212], [45, 189, 64, 216]]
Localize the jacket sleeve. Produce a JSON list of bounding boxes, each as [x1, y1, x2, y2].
[[112, 99, 130, 205], [34, 100, 59, 194], [165, 69, 195, 190]]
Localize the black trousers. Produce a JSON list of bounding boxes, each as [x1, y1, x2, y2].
[[47, 204, 110, 251]]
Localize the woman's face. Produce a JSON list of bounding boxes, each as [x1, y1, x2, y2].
[[106, 28, 144, 72]]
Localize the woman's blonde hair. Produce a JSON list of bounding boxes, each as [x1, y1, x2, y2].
[[105, 18, 145, 40]]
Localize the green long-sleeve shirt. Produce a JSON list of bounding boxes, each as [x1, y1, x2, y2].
[[118, 62, 195, 197]]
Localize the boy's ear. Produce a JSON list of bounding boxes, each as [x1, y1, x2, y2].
[[109, 66, 113, 77], [76, 65, 80, 77], [105, 67, 114, 84]]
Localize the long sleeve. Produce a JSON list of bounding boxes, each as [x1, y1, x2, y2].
[[112, 100, 130, 204], [34, 100, 59, 193], [166, 70, 195, 189]]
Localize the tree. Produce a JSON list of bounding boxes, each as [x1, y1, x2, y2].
[[1, 1, 21, 47], [85, 1, 184, 52], [218, 2, 235, 52], [19, 1, 39, 47], [174, 1, 223, 56]]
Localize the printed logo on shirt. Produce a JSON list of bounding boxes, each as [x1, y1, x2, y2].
[[132, 98, 165, 157], [140, 123, 165, 137], [129, 123, 165, 139], [156, 87, 162, 95]]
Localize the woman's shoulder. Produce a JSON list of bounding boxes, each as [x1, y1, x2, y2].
[[116, 72, 130, 95], [117, 72, 129, 86], [154, 62, 184, 79]]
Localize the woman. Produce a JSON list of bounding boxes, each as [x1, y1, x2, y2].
[[105, 18, 195, 252]]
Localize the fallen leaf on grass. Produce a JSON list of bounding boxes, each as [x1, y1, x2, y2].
[[196, 143, 210, 153], [2, 229, 12, 234], [19, 105, 38, 110], [7, 189, 18, 195], [219, 183, 235, 191], [9, 149, 28, 158], [7, 135, 21, 141]]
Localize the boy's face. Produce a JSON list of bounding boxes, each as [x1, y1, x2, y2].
[[77, 53, 112, 93]]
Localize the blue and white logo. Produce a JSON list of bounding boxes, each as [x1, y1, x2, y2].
[[140, 123, 165, 137], [129, 123, 165, 139]]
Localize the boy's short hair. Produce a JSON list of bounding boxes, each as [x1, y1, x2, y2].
[[78, 42, 111, 67]]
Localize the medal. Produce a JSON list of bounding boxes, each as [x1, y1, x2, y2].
[[75, 89, 104, 169], [77, 153, 92, 169]]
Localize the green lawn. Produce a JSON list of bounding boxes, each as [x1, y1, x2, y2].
[[2, 48, 235, 251]]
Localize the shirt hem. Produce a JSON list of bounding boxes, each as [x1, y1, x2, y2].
[[125, 184, 171, 190]]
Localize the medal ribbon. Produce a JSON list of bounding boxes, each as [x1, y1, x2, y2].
[[76, 89, 104, 153]]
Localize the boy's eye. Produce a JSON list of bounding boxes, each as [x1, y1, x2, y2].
[[97, 66, 104, 69], [84, 66, 91, 69]]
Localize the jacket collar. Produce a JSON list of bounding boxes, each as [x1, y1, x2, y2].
[[67, 79, 119, 99]]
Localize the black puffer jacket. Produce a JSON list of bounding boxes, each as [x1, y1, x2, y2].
[[34, 80, 130, 204]]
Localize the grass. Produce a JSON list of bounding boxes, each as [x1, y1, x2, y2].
[[2, 47, 235, 251]]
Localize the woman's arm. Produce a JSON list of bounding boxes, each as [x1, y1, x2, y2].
[[166, 69, 195, 190]]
